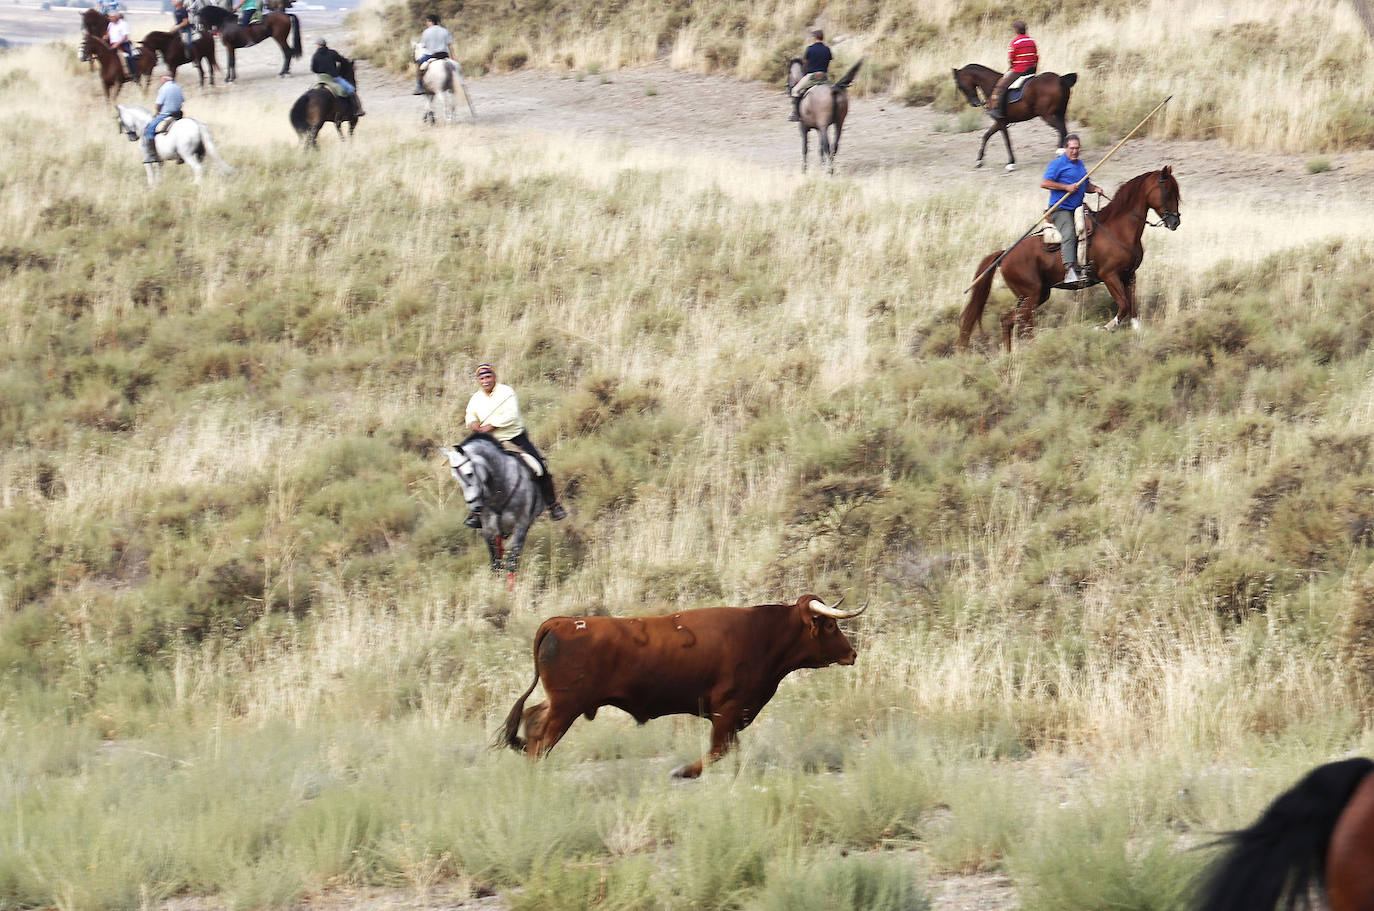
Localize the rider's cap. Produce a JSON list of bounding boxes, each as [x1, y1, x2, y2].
[[475, 364, 496, 377], [315, 37, 326, 45]]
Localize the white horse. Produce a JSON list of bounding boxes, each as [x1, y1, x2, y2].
[[412, 42, 475, 124], [115, 104, 234, 186]]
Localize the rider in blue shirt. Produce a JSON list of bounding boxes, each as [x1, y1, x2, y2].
[[142, 74, 184, 163], [1040, 134, 1101, 285]]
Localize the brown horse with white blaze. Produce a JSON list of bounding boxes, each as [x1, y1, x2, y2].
[[958, 167, 1181, 352], [952, 63, 1077, 170], [499, 595, 867, 778]]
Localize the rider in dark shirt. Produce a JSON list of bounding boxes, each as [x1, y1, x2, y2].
[[171, 0, 193, 53], [789, 28, 831, 122], [310, 38, 364, 115]]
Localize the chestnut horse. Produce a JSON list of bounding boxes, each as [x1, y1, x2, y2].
[[196, 4, 300, 82], [786, 58, 862, 174], [140, 29, 218, 86], [82, 34, 142, 102], [952, 63, 1077, 170], [1195, 757, 1374, 911], [958, 167, 1181, 352]]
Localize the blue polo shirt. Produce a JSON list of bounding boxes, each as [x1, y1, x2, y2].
[[155, 80, 184, 114], [1044, 154, 1088, 210]]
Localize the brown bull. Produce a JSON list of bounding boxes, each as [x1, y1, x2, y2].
[[498, 594, 867, 778]]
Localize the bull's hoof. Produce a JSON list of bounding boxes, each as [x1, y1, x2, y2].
[[1005, 163, 1016, 172]]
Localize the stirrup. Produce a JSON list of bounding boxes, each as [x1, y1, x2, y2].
[[549, 503, 567, 521], [464, 513, 481, 528]]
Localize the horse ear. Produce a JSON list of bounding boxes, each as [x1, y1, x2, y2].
[[1162, 165, 1172, 176]]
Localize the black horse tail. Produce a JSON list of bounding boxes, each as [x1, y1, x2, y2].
[[834, 57, 863, 90], [1194, 757, 1374, 911], [289, 90, 314, 136], [958, 249, 1003, 349], [493, 625, 550, 752], [288, 13, 302, 58]]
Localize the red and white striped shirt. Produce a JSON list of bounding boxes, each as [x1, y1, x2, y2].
[[1009, 34, 1038, 72]]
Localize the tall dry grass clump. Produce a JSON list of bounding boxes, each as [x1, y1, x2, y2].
[[2, 34, 1374, 911]]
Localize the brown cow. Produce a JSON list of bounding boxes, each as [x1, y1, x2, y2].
[[497, 594, 867, 778]]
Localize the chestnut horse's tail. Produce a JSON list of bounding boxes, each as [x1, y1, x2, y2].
[[958, 249, 1003, 349], [1194, 757, 1373, 911], [288, 13, 302, 59]]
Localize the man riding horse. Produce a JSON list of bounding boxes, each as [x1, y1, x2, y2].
[[988, 18, 1037, 120], [1040, 134, 1101, 286], [788, 27, 830, 122], [310, 38, 364, 117], [106, 10, 136, 78], [141, 73, 184, 163], [463, 364, 566, 525], [413, 13, 453, 95]]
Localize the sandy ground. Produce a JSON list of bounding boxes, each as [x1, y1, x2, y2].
[[17, 7, 1374, 909]]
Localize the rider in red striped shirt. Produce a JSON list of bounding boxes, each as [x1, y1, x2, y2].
[[988, 19, 1038, 119]]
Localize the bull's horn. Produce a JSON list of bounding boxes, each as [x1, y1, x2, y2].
[[809, 596, 867, 619]]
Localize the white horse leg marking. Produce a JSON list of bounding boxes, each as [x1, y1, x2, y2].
[[1104, 315, 1120, 331], [1130, 317, 1141, 332]]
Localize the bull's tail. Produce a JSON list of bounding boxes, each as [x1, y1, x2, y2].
[[958, 249, 1003, 349], [834, 58, 863, 90], [494, 625, 549, 751]]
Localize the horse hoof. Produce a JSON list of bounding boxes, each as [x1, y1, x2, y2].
[[1005, 163, 1016, 172], [973, 159, 984, 169]]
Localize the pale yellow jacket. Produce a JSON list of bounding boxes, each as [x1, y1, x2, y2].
[[465, 384, 524, 441]]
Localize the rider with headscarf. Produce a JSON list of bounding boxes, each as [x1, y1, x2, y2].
[[463, 364, 567, 525]]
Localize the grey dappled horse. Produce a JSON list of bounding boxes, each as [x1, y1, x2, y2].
[[413, 42, 475, 124], [440, 435, 548, 587]]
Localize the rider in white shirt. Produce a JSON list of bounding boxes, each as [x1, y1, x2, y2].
[[463, 363, 567, 525]]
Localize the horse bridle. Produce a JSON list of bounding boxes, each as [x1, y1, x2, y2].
[[452, 446, 524, 514]]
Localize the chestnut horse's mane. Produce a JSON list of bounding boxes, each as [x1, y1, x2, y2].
[[1099, 169, 1178, 223]]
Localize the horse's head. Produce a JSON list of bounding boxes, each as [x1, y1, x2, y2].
[[786, 57, 803, 92], [952, 65, 984, 107], [1151, 166, 1181, 231], [114, 106, 138, 140], [442, 444, 490, 513]]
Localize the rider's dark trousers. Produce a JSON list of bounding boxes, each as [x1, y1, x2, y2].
[[509, 432, 559, 506]]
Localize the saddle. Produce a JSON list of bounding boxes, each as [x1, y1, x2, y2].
[[1006, 72, 1034, 104], [153, 110, 183, 134], [314, 73, 349, 97], [1041, 206, 1094, 248], [498, 441, 544, 477]]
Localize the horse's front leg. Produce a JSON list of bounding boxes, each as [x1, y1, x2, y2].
[[504, 524, 532, 591], [485, 533, 503, 574], [976, 124, 998, 168], [1097, 272, 1135, 331]]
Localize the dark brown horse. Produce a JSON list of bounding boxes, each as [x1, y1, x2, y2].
[[82, 34, 142, 102], [290, 58, 360, 147], [786, 58, 862, 174], [78, 7, 105, 64], [196, 4, 300, 82], [1195, 758, 1374, 911], [958, 167, 1181, 352], [952, 63, 1077, 170], [140, 29, 218, 86]]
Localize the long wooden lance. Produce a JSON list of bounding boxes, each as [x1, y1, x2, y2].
[[962, 94, 1173, 294]]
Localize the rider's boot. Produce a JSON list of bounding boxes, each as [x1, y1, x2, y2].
[[413, 70, 427, 95], [541, 475, 567, 521], [139, 135, 158, 164], [464, 510, 481, 528], [788, 94, 800, 122]]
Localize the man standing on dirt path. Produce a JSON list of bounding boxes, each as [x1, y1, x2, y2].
[[463, 364, 567, 526], [988, 19, 1037, 119], [788, 27, 831, 122], [414, 13, 453, 95], [1040, 134, 1101, 286]]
